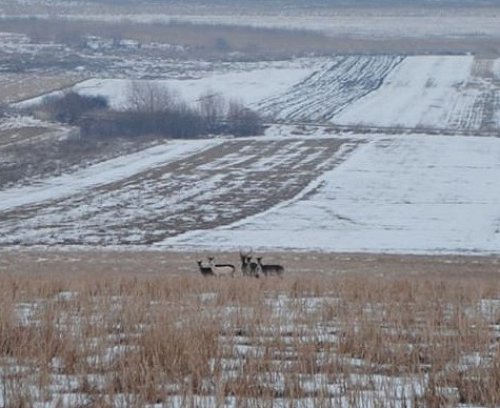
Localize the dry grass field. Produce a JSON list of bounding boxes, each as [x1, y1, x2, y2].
[[0, 249, 499, 406], [0, 74, 85, 105], [1, 2, 500, 405]]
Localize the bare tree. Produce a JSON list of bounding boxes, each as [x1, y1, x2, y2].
[[198, 90, 226, 132], [39, 91, 108, 124], [127, 81, 180, 113], [227, 98, 263, 136], [78, 83, 262, 140]]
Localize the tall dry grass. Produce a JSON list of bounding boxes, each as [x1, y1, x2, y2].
[[0, 269, 498, 406]]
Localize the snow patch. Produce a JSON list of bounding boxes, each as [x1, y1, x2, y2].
[[0, 139, 220, 212], [335, 56, 479, 129], [164, 134, 500, 254]]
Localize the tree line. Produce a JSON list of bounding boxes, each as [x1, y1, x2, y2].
[[35, 82, 264, 139]]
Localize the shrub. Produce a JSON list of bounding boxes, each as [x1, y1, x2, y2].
[[45, 83, 263, 139], [80, 108, 205, 140], [39, 91, 108, 124], [227, 99, 265, 136], [198, 90, 227, 133]]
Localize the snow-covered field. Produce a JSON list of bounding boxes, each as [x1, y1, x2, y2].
[[254, 55, 500, 130], [0, 139, 220, 212], [77, 63, 317, 110], [0, 135, 352, 245], [335, 55, 500, 130], [2, 128, 500, 254], [255, 55, 403, 122], [16, 59, 322, 111], [164, 133, 500, 254], [21, 54, 500, 131], [4, 54, 500, 253]]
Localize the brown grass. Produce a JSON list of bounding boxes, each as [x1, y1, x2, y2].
[[0, 250, 499, 406], [0, 74, 85, 105], [0, 17, 336, 58], [2, 17, 499, 58]]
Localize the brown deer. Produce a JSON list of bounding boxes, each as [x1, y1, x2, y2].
[[208, 257, 236, 277], [239, 248, 259, 278], [197, 260, 214, 277], [256, 257, 284, 277]]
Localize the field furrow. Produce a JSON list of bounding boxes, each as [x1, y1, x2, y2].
[[167, 134, 500, 254], [255, 55, 403, 122], [335, 56, 500, 130], [0, 138, 356, 245]]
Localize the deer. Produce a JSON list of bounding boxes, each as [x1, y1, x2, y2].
[[256, 257, 284, 277], [239, 249, 260, 278], [208, 257, 236, 277], [197, 260, 214, 277]]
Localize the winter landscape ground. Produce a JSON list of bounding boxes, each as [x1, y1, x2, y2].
[[1, 0, 500, 406], [3, 54, 500, 252]]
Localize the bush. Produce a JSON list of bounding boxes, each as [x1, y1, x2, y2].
[[80, 107, 205, 140], [198, 90, 227, 133], [47, 83, 263, 140], [39, 91, 108, 124], [226, 99, 265, 136]]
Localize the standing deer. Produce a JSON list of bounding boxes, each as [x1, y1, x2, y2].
[[256, 257, 284, 277], [239, 249, 259, 278], [208, 257, 236, 277], [197, 260, 214, 277]]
